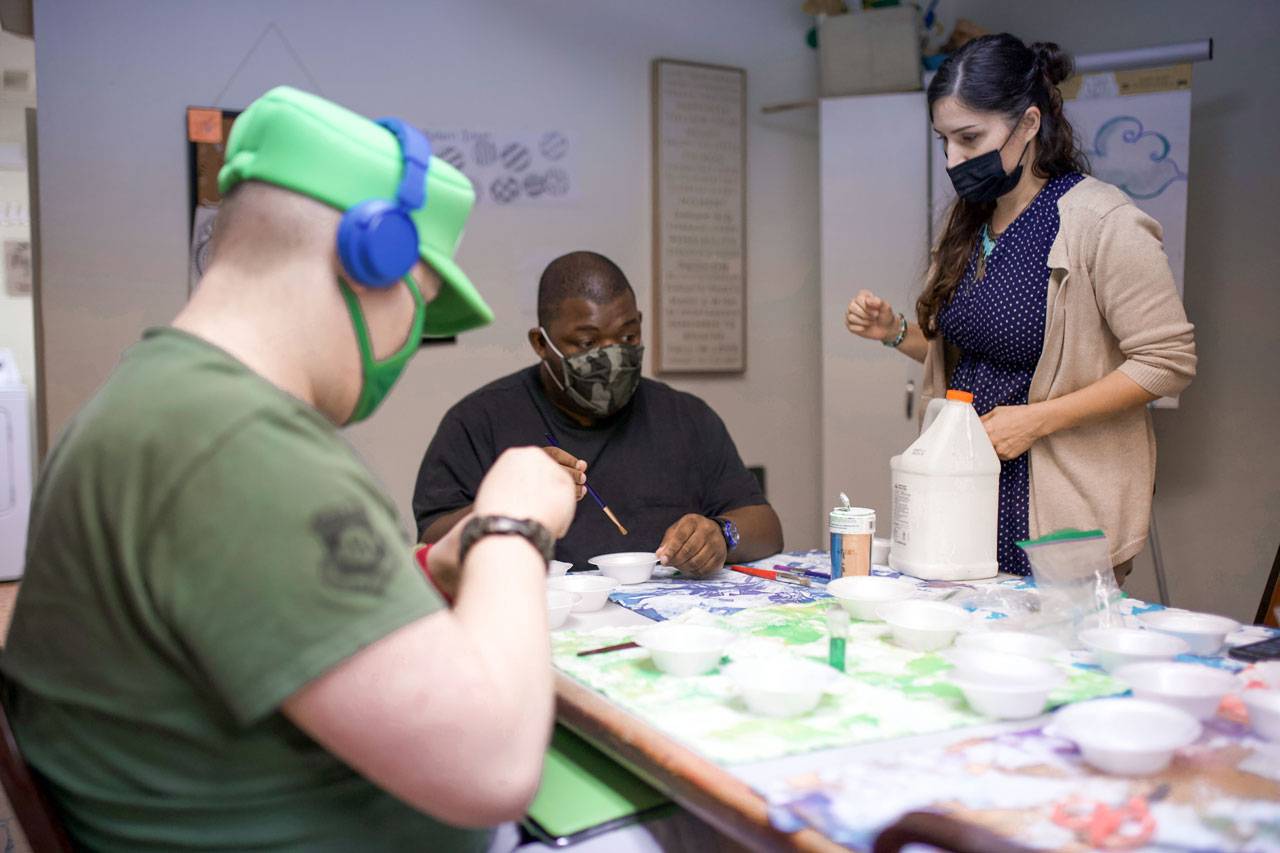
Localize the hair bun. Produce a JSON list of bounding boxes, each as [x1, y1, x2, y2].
[[1030, 41, 1074, 86]]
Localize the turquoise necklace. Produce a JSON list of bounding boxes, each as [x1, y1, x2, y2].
[[977, 223, 1002, 280]]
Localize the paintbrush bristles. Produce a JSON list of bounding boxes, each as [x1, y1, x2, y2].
[[602, 505, 628, 536]]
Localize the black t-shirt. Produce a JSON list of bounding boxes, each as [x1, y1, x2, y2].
[[413, 366, 766, 567]]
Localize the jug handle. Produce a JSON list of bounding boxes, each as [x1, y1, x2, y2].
[[921, 396, 946, 434]]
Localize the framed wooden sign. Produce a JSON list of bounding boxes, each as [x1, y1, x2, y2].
[[651, 59, 747, 374]]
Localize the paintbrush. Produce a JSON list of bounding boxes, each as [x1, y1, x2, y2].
[[729, 565, 822, 587], [544, 432, 628, 536], [576, 641, 640, 657]]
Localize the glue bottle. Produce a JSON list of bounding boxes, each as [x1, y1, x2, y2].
[[829, 493, 875, 580]]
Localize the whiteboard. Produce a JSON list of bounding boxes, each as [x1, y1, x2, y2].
[[930, 88, 1191, 296]]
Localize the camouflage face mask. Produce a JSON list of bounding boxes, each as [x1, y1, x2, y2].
[[540, 327, 643, 418]]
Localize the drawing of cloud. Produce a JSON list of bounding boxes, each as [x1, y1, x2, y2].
[[1090, 116, 1187, 200]]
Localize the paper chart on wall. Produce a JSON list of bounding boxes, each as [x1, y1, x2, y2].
[[424, 129, 577, 207]]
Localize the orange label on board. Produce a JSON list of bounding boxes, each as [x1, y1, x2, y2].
[[187, 108, 223, 144]]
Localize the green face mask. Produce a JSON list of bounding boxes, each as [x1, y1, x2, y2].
[[338, 273, 427, 424]]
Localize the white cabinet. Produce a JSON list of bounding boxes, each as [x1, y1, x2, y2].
[[819, 93, 930, 532]]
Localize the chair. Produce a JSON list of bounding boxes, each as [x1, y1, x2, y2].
[[1256, 541, 1280, 628], [0, 690, 74, 853], [873, 810, 1035, 853]]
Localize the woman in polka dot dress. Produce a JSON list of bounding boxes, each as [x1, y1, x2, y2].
[[846, 34, 1196, 582]]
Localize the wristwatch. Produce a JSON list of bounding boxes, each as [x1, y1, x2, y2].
[[712, 516, 740, 551], [458, 515, 555, 565]]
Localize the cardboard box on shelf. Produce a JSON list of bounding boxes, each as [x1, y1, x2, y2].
[[820, 6, 922, 97]]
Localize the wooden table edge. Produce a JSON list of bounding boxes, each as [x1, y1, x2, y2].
[[554, 671, 848, 853]]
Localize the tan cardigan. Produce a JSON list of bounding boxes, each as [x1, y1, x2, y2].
[[921, 176, 1197, 565]]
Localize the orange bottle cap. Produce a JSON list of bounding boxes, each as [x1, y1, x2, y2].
[[946, 389, 974, 404]]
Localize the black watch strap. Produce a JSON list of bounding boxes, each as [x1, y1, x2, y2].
[[458, 515, 555, 564]]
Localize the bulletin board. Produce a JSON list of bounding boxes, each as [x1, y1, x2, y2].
[[651, 59, 747, 375]]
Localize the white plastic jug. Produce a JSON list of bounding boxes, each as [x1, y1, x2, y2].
[[889, 389, 1000, 580]]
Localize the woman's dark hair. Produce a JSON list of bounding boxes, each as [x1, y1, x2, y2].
[[917, 34, 1089, 338]]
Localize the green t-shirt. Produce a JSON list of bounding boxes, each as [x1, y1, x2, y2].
[[0, 328, 486, 852]]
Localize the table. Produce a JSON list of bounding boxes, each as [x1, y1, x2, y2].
[[549, 567, 1280, 852]]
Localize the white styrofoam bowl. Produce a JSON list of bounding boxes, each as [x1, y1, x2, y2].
[[548, 559, 573, 577], [945, 647, 1065, 684], [1136, 609, 1241, 656], [826, 575, 916, 621], [951, 671, 1062, 719], [955, 631, 1066, 661], [589, 552, 658, 585], [634, 623, 733, 677], [546, 590, 580, 629], [877, 600, 970, 652], [1049, 698, 1201, 775], [1243, 689, 1280, 741], [1079, 627, 1189, 672], [1114, 661, 1237, 720], [723, 657, 836, 718], [546, 575, 618, 612]]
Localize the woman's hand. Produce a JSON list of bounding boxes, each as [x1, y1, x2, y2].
[[980, 404, 1051, 461], [846, 290, 898, 342]]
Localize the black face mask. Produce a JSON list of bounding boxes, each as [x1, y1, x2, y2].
[[946, 126, 1032, 204]]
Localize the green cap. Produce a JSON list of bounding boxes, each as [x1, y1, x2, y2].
[[218, 86, 493, 337]]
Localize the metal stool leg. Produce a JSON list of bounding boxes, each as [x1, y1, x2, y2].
[[1149, 507, 1170, 606]]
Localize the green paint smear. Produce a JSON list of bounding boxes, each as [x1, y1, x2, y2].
[[902, 681, 965, 702], [757, 622, 824, 645], [905, 655, 951, 676]]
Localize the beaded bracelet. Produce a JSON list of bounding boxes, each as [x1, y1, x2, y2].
[[882, 313, 908, 348]]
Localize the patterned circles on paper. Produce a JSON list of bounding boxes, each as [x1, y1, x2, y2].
[[522, 172, 546, 198], [500, 142, 532, 173], [490, 176, 522, 204], [544, 168, 570, 197], [473, 137, 498, 167], [539, 131, 569, 161], [436, 145, 466, 171]]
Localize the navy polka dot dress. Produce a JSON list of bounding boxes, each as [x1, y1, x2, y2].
[[937, 172, 1084, 575]]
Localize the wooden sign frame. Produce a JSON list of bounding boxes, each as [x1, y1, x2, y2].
[[651, 59, 747, 375]]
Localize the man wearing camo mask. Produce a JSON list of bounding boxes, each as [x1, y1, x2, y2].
[[413, 251, 784, 576]]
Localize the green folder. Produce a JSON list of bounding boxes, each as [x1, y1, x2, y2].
[[524, 725, 673, 843]]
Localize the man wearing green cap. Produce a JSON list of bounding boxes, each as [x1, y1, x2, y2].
[[0, 86, 573, 852]]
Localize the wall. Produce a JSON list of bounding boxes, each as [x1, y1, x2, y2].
[[934, 0, 1280, 620], [33, 1, 824, 549]]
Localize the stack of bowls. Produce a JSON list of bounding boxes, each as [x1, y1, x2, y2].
[[946, 647, 1065, 719], [547, 575, 619, 612], [546, 590, 580, 629]]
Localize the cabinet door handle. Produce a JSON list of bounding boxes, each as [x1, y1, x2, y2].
[[905, 380, 915, 420]]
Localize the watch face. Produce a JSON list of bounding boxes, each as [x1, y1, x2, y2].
[[722, 518, 740, 548]]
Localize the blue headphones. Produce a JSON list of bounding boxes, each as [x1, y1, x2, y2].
[[336, 117, 432, 288]]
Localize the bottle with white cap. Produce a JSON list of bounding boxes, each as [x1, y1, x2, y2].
[[829, 492, 875, 580]]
